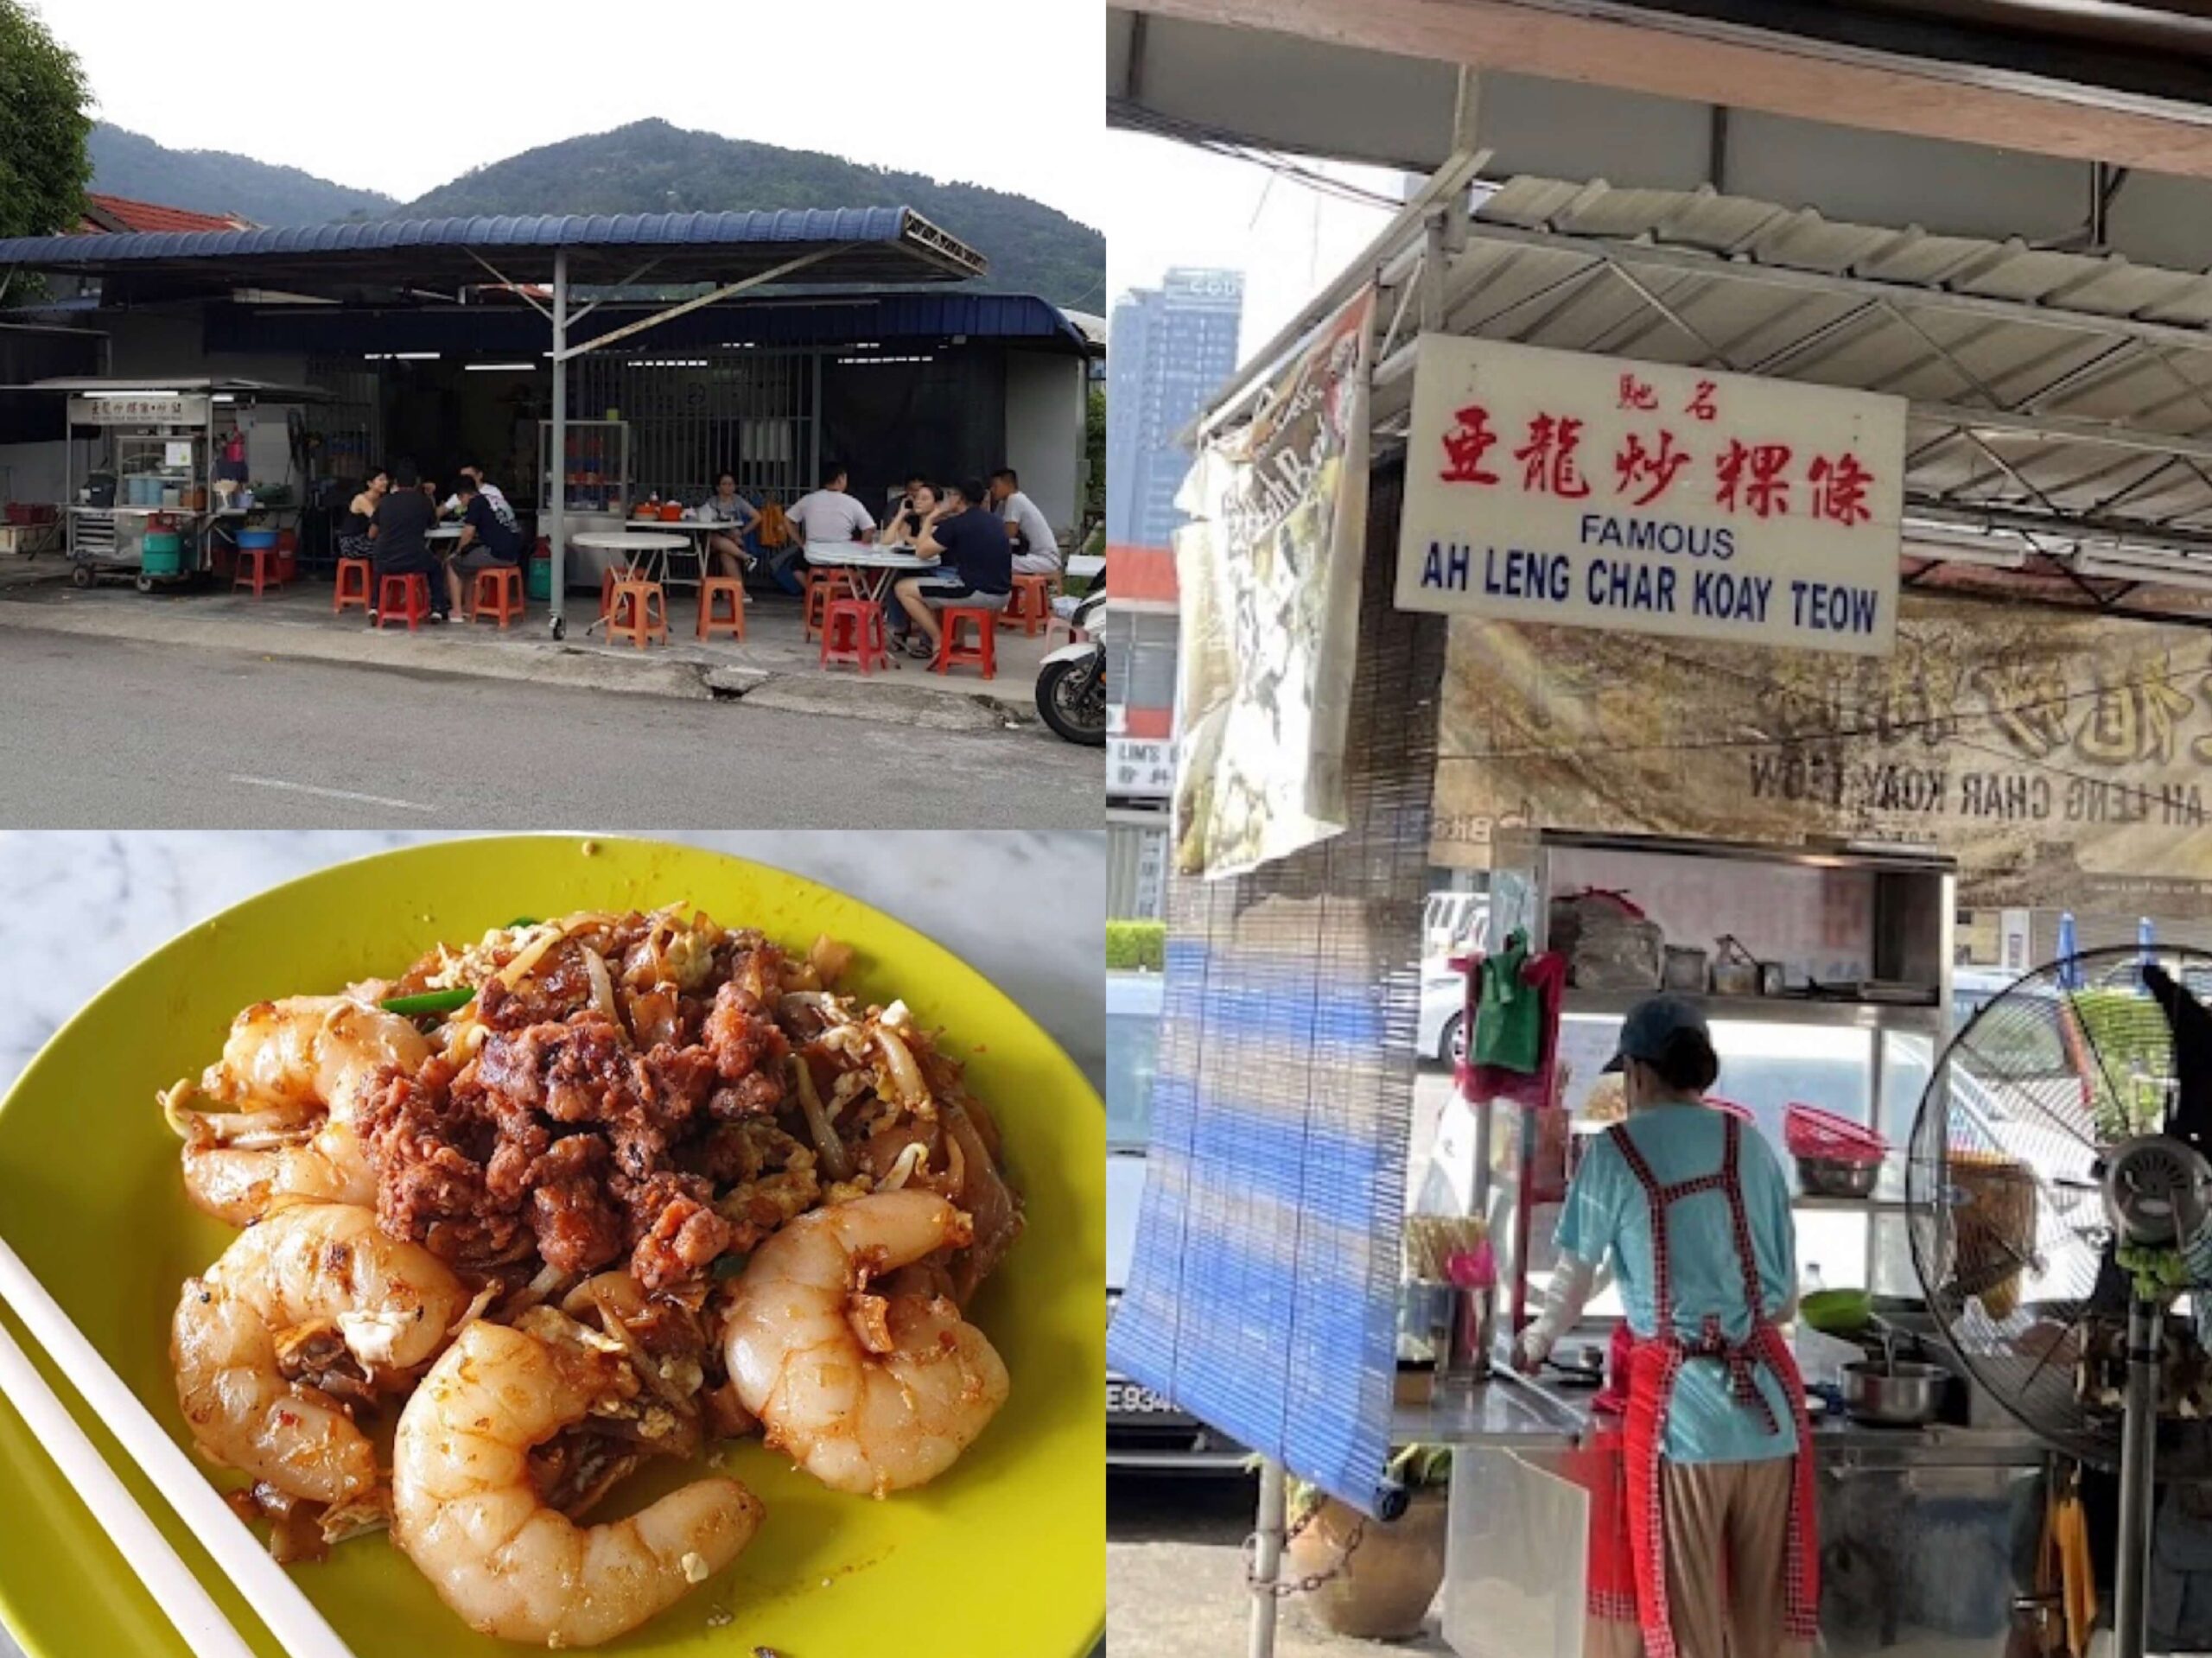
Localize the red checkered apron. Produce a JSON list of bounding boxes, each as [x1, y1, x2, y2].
[[1602, 1116, 1820, 1658]]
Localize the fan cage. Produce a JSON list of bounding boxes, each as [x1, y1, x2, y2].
[[1905, 944, 2212, 1475]]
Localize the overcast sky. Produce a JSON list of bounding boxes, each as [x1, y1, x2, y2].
[[38, 0, 1103, 227], [1105, 129, 1402, 362]]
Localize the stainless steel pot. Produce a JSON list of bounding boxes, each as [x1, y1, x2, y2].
[[1840, 1358, 1947, 1426]]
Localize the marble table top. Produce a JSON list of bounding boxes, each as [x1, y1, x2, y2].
[[0, 829, 1102, 1658]]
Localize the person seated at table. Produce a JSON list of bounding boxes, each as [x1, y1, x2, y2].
[[890, 477, 1013, 660], [340, 467, 388, 564], [879, 480, 938, 547], [371, 458, 445, 623], [988, 467, 1062, 575], [443, 463, 517, 529], [443, 474, 523, 617], [702, 469, 760, 578], [788, 461, 876, 551]]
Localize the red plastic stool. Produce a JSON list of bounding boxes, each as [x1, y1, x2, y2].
[[933, 605, 998, 679], [376, 573, 433, 631], [696, 575, 746, 642], [600, 565, 620, 622], [607, 577, 668, 647], [998, 572, 1058, 636], [470, 564, 524, 628], [333, 556, 373, 614], [802, 567, 855, 641], [232, 546, 281, 597], [819, 595, 888, 674]]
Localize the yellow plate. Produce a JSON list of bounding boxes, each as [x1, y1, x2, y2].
[[0, 836, 1103, 1657]]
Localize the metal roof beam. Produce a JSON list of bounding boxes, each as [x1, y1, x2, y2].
[[1451, 217, 2212, 362], [1911, 402, 2212, 464], [556, 245, 850, 361]]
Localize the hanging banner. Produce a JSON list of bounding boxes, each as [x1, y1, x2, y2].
[[1173, 287, 1374, 880], [1430, 598, 2212, 913], [1395, 336, 1904, 657]]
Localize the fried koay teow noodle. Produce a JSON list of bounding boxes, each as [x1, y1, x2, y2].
[[161, 905, 1023, 1648]]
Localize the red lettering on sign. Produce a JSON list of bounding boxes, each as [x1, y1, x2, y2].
[[1617, 373, 1658, 412], [1613, 429, 1693, 508], [1513, 413, 1592, 499], [1685, 379, 1719, 422], [1717, 439, 1792, 518], [1440, 404, 1503, 485], [1808, 452, 1876, 528]]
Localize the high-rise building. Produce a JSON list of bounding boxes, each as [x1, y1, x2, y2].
[[1104, 270, 1242, 896], [1106, 268, 1245, 548]]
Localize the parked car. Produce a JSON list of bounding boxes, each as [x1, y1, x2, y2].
[[1416, 960, 1467, 1067], [1105, 969, 1249, 1470]]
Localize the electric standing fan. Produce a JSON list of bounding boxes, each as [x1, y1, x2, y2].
[[1906, 946, 2212, 1658]]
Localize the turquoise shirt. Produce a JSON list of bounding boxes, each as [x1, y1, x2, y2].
[[1555, 1104, 1798, 1464]]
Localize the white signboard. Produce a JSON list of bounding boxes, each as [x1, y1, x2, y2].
[[66, 395, 210, 428], [1394, 336, 1904, 657], [1110, 737, 1175, 799]]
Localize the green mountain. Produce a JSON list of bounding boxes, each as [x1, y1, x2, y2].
[[406, 121, 1102, 310], [87, 124, 396, 225], [86, 118, 1103, 311]]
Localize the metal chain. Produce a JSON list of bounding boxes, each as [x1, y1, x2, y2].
[[1244, 1502, 1370, 1598]]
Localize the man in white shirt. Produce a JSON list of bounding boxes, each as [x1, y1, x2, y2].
[[988, 467, 1060, 575], [443, 462, 516, 530], [787, 462, 877, 549]]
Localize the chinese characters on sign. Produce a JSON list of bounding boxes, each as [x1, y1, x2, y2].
[[1109, 738, 1176, 800], [1428, 600, 2212, 912], [1395, 337, 1905, 657], [65, 395, 210, 428]]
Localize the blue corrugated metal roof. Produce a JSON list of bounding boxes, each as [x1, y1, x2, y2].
[[0, 209, 984, 289], [0, 208, 899, 264]]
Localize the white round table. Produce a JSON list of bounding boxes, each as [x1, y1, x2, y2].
[[804, 544, 935, 605], [574, 531, 690, 635]]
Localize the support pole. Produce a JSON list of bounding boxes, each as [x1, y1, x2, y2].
[[1249, 1457, 1286, 1658], [2115, 1294, 2158, 1658], [548, 248, 568, 638]]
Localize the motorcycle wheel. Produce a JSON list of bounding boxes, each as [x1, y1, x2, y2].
[[1036, 655, 1107, 746]]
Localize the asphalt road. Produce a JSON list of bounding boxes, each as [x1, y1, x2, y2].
[[0, 625, 1101, 828]]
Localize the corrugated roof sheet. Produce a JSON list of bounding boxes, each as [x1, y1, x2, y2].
[[0, 208, 985, 291]]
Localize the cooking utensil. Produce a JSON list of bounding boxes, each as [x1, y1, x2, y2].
[[1711, 935, 1760, 997], [1840, 1357, 1948, 1426], [0, 1236, 348, 1658], [1796, 1154, 1880, 1199]]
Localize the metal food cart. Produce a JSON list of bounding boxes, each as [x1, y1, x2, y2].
[[16, 378, 331, 592], [538, 417, 632, 588]]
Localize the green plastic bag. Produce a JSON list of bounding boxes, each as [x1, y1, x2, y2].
[[1471, 937, 1542, 1074]]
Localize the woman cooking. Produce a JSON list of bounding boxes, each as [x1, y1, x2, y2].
[[1513, 995, 1818, 1658]]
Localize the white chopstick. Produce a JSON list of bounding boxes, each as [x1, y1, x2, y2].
[[0, 1315, 253, 1658], [0, 1235, 356, 1658]]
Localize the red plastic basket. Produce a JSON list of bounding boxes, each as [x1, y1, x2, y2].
[[1784, 1102, 1886, 1165]]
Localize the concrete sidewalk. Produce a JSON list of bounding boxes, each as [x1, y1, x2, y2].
[[0, 557, 1060, 734]]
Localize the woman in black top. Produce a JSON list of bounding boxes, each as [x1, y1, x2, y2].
[[878, 480, 938, 547], [340, 467, 388, 563]]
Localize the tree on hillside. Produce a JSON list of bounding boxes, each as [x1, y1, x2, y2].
[[0, 0, 90, 248], [1087, 384, 1106, 527]]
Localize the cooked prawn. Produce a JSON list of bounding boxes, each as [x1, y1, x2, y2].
[[171, 1202, 467, 1505], [168, 995, 430, 1224], [721, 1188, 1009, 1497], [392, 1317, 763, 1648]]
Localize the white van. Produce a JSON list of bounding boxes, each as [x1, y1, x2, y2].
[[1105, 970, 1247, 1470]]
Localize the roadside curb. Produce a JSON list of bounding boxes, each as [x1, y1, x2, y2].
[[0, 588, 1039, 732]]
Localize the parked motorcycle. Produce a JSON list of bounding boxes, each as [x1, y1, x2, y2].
[[1036, 583, 1106, 746]]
